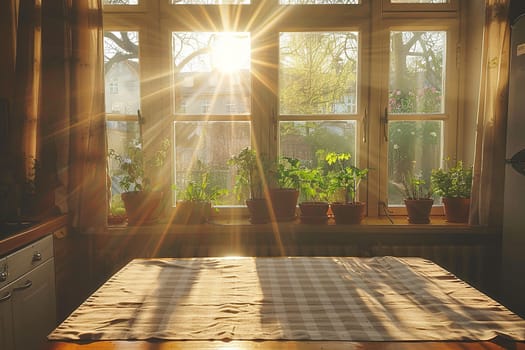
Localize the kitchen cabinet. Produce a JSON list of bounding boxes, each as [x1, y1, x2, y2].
[[0, 235, 56, 350]]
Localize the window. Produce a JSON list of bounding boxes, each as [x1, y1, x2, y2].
[[104, 30, 141, 214], [103, 0, 463, 219], [279, 31, 360, 172], [387, 30, 446, 206], [171, 32, 252, 204]]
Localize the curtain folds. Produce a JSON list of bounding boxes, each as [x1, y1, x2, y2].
[[470, 0, 510, 227], [12, 0, 108, 233]]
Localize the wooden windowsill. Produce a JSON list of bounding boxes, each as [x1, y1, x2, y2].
[[106, 216, 494, 237]]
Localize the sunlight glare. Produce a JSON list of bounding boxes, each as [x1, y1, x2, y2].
[[211, 33, 250, 73]]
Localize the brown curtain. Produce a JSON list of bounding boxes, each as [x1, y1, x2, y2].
[[470, 0, 510, 227], [11, 0, 107, 233]]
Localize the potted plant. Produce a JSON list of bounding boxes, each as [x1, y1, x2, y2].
[[326, 152, 369, 224], [108, 138, 170, 226], [173, 170, 227, 225], [228, 147, 270, 224], [431, 160, 473, 223], [269, 156, 301, 222], [401, 172, 434, 224], [297, 166, 329, 224], [107, 195, 127, 225]]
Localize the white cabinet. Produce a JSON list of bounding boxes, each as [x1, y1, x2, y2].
[[0, 259, 15, 350], [0, 235, 56, 350]]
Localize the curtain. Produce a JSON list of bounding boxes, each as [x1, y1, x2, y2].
[[470, 0, 510, 227], [11, 0, 107, 233]]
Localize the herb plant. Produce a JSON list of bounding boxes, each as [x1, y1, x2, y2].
[[325, 152, 368, 204], [431, 160, 473, 198], [108, 138, 169, 192], [228, 147, 268, 200], [401, 173, 433, 200]]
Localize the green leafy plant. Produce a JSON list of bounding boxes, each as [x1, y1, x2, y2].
[[325, 152, 368, 204], [401, 172, 433, 200], [275, 156, 302, 190], [109, 195, 126, 216], [296, 167, 328, 202], [175, 171, 227, 203], [431, 160, 473, 198], [228, 147, 268, 200], [109, 138, 170, 192]]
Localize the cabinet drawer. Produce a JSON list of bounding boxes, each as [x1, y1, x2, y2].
[[4, 235, 53, 286]]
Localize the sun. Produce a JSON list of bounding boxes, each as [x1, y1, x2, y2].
[[211, 33, 250, 73]]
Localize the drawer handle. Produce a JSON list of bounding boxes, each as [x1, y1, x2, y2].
[[32, 252, 42, 262], [0, 270, 7, 282], [0, 291, 11, 302], [13, 280, 32, 291]]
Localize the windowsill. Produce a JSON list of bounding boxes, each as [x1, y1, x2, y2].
[[106, 215, 495, 237]]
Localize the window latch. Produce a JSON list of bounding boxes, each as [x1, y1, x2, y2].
[[381, 107, 389, 142]]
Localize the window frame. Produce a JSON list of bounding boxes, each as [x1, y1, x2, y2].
[[381, 0, 458, 13], [103, 0, 463, 220], [377, 19, 459, 216], [102, 0, 149, 12]]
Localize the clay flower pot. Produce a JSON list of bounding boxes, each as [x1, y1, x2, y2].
[[404, 198, 434, 224], [269, 188, 299, 222], [121, 191, 164, 226], [299, 201, 329, 224], [246, 198, 270, 224], [442, 197, 470, 223], [330, 202, 366, 224]]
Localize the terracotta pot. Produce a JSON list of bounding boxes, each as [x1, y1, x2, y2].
[[330, 202, 366, 224], [173, 200, 211, 225], [246, 198, 270, 224], [404, 199, 434, 224], [107, 214, 126, 225], [121, 191, 164, 226], [269, 188, 299, 222], [299, 201, 329, 224], [443, 197, 470, 223]]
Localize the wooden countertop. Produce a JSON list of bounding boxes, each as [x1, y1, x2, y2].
[[0, 215, 67, 256]]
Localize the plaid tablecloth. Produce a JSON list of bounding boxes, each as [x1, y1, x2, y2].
[[49, 256, 525, 341]]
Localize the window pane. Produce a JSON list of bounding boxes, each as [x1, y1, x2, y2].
[[280, 32, 359, 115], [280, 0, 359, 4], [107, 121, 140, 215], [104, 31, 140, 114], [390, 0, 446, 3], [388, 120, 443, 205], [389, 31, 446, 114], [103, 0, 139, 5], [280, 121, 356, 167], [170, 0, 249, 4], [172, 32, 250, 115], [174, 121, 251, 205]]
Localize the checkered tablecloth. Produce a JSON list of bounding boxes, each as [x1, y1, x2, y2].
[[48, 256, 525, 341]]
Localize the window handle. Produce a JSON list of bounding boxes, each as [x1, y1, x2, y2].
[[272, 107, 277, 142], [381, 107, 389, 142], [362, 108, 368, 143]]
